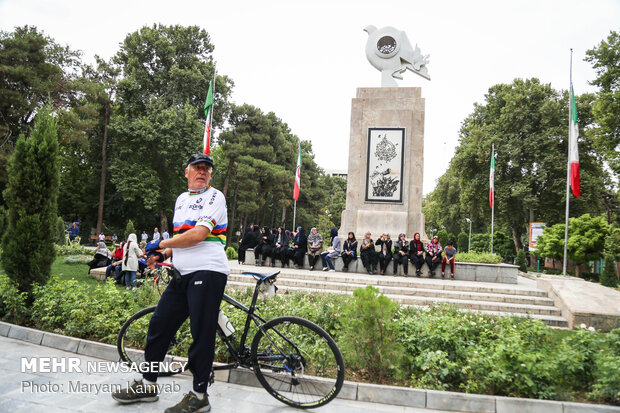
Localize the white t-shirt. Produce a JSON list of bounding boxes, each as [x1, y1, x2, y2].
[[153, 231, 160, 241], [171, 186, 230, 276]]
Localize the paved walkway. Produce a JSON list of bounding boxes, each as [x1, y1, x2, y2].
[[0, 336, 455, 413]]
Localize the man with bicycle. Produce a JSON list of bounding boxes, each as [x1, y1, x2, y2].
[[112, 153, 228, 413]]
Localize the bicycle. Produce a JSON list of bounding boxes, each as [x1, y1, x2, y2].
[[117, 270, 345, 409]]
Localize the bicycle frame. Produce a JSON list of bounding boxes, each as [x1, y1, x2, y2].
[[212, 271, 277, 372]]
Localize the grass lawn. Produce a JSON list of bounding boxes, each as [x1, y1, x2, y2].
[[51, 256, 101, 286]]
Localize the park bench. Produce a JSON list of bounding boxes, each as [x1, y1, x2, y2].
[[89, 235, 115, 244]]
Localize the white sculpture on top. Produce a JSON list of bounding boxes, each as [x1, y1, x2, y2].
[[364, 25, 430, 87]]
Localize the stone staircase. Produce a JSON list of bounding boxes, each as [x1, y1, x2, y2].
[[227, 263, 569, 328]]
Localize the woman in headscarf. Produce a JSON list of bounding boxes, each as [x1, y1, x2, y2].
[[306, 227, 323, 270], [238, 224, 259, 264], [272, 226, 290, 267], [341, 232, 358, 272], [425, 235, 442, 277], [375, 233, 393, 275], [393, 233, 409, 276], [360, 231, 378, 274], [87, 241, 112, 272], [254, 226, 274, 266], [320, 227, 341, 272], [122, 233, 145, 290], [289, 226, 307, 268], [410, 232, 425, 276]]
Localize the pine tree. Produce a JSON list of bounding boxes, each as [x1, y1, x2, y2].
[[1, 106, 60, 294]]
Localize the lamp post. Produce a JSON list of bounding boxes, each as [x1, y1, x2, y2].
[[465, 218, 472, 252]]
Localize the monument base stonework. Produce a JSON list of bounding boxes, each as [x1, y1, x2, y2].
[[340, 87, 427, 240]]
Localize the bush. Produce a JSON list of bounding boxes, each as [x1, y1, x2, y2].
[[470, 233, 491, 253], [600, 259, 618, 288], [125, 219, 136, 240], [55, 216, 66, 245], [339, 286, 408, 382], [456, 252, 503, 264], [54, 243, 89, 256], [517, 250, 527, 272], [437, 229, 449, 249], [0, 273, 28, 324], [226, 247, 238, 260]]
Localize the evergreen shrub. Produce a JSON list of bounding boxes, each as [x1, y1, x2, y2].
[[1, 106, 60, 294], [517, 250, 528, 272]]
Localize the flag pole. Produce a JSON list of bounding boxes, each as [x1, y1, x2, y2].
[[293, 200, 297, 230], [210, 69, 216, 143], [491, 143, 495, 254], [562, 49, 573, 276]]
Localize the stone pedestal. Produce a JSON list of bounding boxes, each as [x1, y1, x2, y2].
[[340, 87, 427, 240]]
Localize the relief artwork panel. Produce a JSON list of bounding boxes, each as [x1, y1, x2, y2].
[[365, 128, 404, 203]]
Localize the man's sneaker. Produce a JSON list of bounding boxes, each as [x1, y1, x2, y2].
[[111, 379, 159, 404], [165, 391, 210, 413]]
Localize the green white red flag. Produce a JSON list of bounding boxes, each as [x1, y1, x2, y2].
[[489, 146, 495, 208], [569, 84, 580, 198], [293, 142, 301, 201], [202, 80, 214, 155]]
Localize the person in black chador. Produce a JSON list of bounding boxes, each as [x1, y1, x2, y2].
[[393, 233, 409, 276], [289, 226, 307, 268], [254, 226, 274, 266], [238, 225, 259, 264], [271, 227, 290, 267]]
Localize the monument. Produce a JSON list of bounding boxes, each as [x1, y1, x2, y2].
[[339, 26, 430, 240]]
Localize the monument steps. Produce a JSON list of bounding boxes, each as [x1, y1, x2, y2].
[[227, 266, 569, 327], [228, 272, 555, 307]]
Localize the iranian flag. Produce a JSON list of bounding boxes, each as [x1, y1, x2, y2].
[[202, 80, 214, 155], [489, 146, 495, 208], [569, 85, 580, 198], [293, 142, 301, 201]]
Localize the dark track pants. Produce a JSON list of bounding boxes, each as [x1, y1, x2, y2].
[[143, 270, 227, 393]]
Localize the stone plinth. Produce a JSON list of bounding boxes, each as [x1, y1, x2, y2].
[[340, 87, 427, 240]]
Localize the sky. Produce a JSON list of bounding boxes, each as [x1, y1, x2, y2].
[[1, 0, 619, 195]]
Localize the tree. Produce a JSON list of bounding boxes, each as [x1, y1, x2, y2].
[[600, 226, 619, 287], [493, 231, 516, 261], [428, 78, 607, 253], [1, 106, 60, 294], [109, 24, 234, 232], [536, 214, 609, 277], [457, 231, 468, 252], [0, 26, 80, 201], [585, 30, 620, 179]]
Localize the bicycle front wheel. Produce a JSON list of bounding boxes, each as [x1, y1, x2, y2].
[[250, 316, 345, 409], [117, 306, 189, 377]]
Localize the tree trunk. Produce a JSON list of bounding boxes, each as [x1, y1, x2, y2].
[[222, 158, 235, 197], [160, 210, 168, 234], [226, 182, 239, 246], [281, 206, 286, 227], [512, 225, 523, 252], [96, 102, 110, 235]]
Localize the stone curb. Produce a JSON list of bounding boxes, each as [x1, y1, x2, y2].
[[1, 321, 619, 413]]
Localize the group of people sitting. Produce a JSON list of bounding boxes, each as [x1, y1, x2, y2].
[[87, 233, 150, 289], [237, 225, 458, 279]]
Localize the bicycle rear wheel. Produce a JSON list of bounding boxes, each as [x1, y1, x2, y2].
[[117, 306, 190, 377], [251, 316, 345, 408]]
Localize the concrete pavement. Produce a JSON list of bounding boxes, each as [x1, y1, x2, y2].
[[0, 335, 455, 413]]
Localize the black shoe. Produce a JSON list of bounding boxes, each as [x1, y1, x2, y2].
[[343, 266, 348, 272], [165, 391, 210, 413], [112, 379, 159, 404]]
